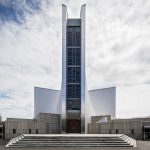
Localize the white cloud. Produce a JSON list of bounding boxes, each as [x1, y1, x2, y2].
[[0, 0, 150, 120]]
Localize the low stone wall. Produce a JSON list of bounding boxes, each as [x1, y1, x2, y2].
[[5, 113, 60, 139], [88, 116, 150, 140]]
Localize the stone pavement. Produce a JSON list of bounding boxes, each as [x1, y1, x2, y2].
[[0, 140, 150, 150]]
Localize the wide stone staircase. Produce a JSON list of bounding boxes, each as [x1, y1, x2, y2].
[[5, 134, 136, 148]]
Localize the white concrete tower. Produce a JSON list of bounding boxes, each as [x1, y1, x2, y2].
[[61, 4, 86, 133], [34, 4, 116, 134]]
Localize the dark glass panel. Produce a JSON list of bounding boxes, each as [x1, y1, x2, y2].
[[66, 26, 81, 110]]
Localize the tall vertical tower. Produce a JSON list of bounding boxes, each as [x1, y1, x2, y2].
[[34, 4, 115, 134], [61, 4, 86, 133]]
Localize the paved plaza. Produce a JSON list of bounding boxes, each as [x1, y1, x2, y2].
[[0, 140, 150, 150]]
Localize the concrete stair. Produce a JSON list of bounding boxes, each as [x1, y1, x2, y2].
[[5, 134, 136, 148]]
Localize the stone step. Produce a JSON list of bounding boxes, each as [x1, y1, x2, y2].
[[19, 140, 127, 143], [5, 134, 136, 148], [9, 142, 133, 146], [13, 142, 130, 144], [23, 138, 123, 141], [21, 138, 124, 141], [8, 145, 133, 148], [15, 142, 129, 144], [24, 137, 121, 139]]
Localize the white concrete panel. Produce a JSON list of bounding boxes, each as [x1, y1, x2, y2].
[[61, 4, 67, 133], [34, 87, 61, 117], [88, 87, 116, 118], [85, 88, 95, 133], [80, 4, 86, 133]]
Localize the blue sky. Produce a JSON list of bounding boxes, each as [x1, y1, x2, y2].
[[0, 0, 41, 24], [0, 0, 150, 120]]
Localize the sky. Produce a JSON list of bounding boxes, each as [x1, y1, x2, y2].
[[0, 0, 150, 120]]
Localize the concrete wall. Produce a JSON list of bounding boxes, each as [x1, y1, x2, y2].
[[34, 87, 61, 117], [88, 116, 150, 140], [5, 113, 60, 139], [91, 115, 111, 123], [88, 87, 116, 118], [85, 87, 116, 133], [36, 113, 60, 134]]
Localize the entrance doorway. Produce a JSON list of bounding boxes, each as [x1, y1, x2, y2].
[[67, 119, 81, 133], [143, 126, 150, 140], [0, 127, 3, 139]]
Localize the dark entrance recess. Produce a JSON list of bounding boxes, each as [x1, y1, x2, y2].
[[67, 119, 81, 133], [143, 126, 150, 140], [0, 127, 2, 139], [0, 127, 2, 134]]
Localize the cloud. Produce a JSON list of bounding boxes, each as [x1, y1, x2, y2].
[[0, 0, 62, 119], [0, 0, 150, 120], [86, 0, 150, 84]]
